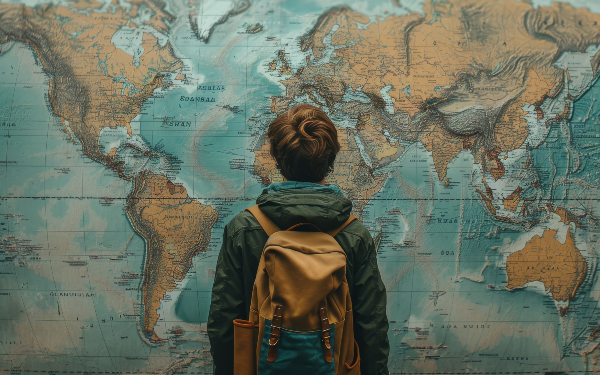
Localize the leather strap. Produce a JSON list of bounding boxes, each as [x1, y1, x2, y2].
[[319, 301, 333, 363], [287, 222, 322, 232], [246, 205, 281, 236], [267, 305, 283, 362], [327, 215, 357, 238]]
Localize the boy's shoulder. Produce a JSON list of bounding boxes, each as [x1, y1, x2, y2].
[[224, 209, 262, 237], [339, 218, 373, 243]]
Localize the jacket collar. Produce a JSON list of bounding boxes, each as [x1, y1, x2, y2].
[[264, 181, 344, 197], [256, 187, 352, 232]]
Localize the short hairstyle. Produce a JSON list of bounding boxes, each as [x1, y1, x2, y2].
[[267, 104, 340, 182]]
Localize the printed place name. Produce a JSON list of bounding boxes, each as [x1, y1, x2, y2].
[[197, 85, 225, 91], [180, 96, 216, 102], [164, 121, 192, 127], [49, 292, 97, 297]]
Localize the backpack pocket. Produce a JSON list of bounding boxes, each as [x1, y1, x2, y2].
[[233, 319, 258, 375], [258, 319, 335, 375]]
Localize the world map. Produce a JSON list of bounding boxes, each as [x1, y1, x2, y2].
[[1, 0, 600, 373]]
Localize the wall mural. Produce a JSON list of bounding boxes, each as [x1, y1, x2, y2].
[[1, 0, 600, 373]]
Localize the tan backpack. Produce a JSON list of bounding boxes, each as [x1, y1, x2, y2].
[[232, 205, 361, 375]]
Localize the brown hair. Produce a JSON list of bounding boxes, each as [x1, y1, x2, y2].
[[267, 104, 340, 182]]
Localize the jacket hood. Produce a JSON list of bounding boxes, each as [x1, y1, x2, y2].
[[256, 189, 353, 232]]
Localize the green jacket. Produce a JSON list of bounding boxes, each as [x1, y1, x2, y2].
[[207, 188, 390, 374]]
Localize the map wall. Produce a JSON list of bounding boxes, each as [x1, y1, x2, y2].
[[1, 0, 600, 373]]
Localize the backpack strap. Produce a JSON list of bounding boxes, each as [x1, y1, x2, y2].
[[319, 301, 333, 362], [246, 205, 280, 236], [327, 215, 357, 237], [267, 304, 283, 362]]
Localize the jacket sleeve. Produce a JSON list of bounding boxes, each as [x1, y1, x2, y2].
[[207, 225, 245, 375], [353, 235, 390, 375]]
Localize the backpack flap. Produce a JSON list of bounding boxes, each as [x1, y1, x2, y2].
[[262, 231, 347, 329]]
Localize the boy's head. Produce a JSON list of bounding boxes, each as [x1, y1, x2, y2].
[[267, 104, 340, 183]]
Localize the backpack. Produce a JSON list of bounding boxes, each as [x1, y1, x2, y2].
[[232, 205, 361, 375]]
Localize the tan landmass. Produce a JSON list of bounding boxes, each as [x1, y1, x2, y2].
[[506, 229, 587, 303], [0, 2, 183, 160], [503, 187, 522, 211], [420, 119, 465, 181], [126, 172, 218, 340], [107, 147, 118, 158], [491, 68, 554, 157], [246, 23, 263, 34], [547, 204, 586, 227], [329, 128, 388, 215], [521, 198, 536, 217], [189, 10, 200, 39], [278, 50, 292, 74], [69, 0, 103, 11], [477, 189, 496, 216], [188, 0, 251, 43], [556, 208, 585, 228], [584, 342, 600, 372], [486, 148, 506, 180], [482, 177, 494, 200], [264, 0, 600, 190], [268, 59, 277, 71], [139, 0, 176, 34], [298, 6, 370, 61], [253, 136, 282, 186], [357, 115, 404, 168]]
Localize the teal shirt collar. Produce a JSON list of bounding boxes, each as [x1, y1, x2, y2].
[[265, 181, 344, 197]]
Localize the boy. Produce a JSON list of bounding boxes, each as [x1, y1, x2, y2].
[[207, 104, 389, 374]]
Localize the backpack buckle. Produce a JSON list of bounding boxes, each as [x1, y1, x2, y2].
[[269, 332, 280, 346], [319, 304, 333, 362], [267, 305, 283, 362]]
